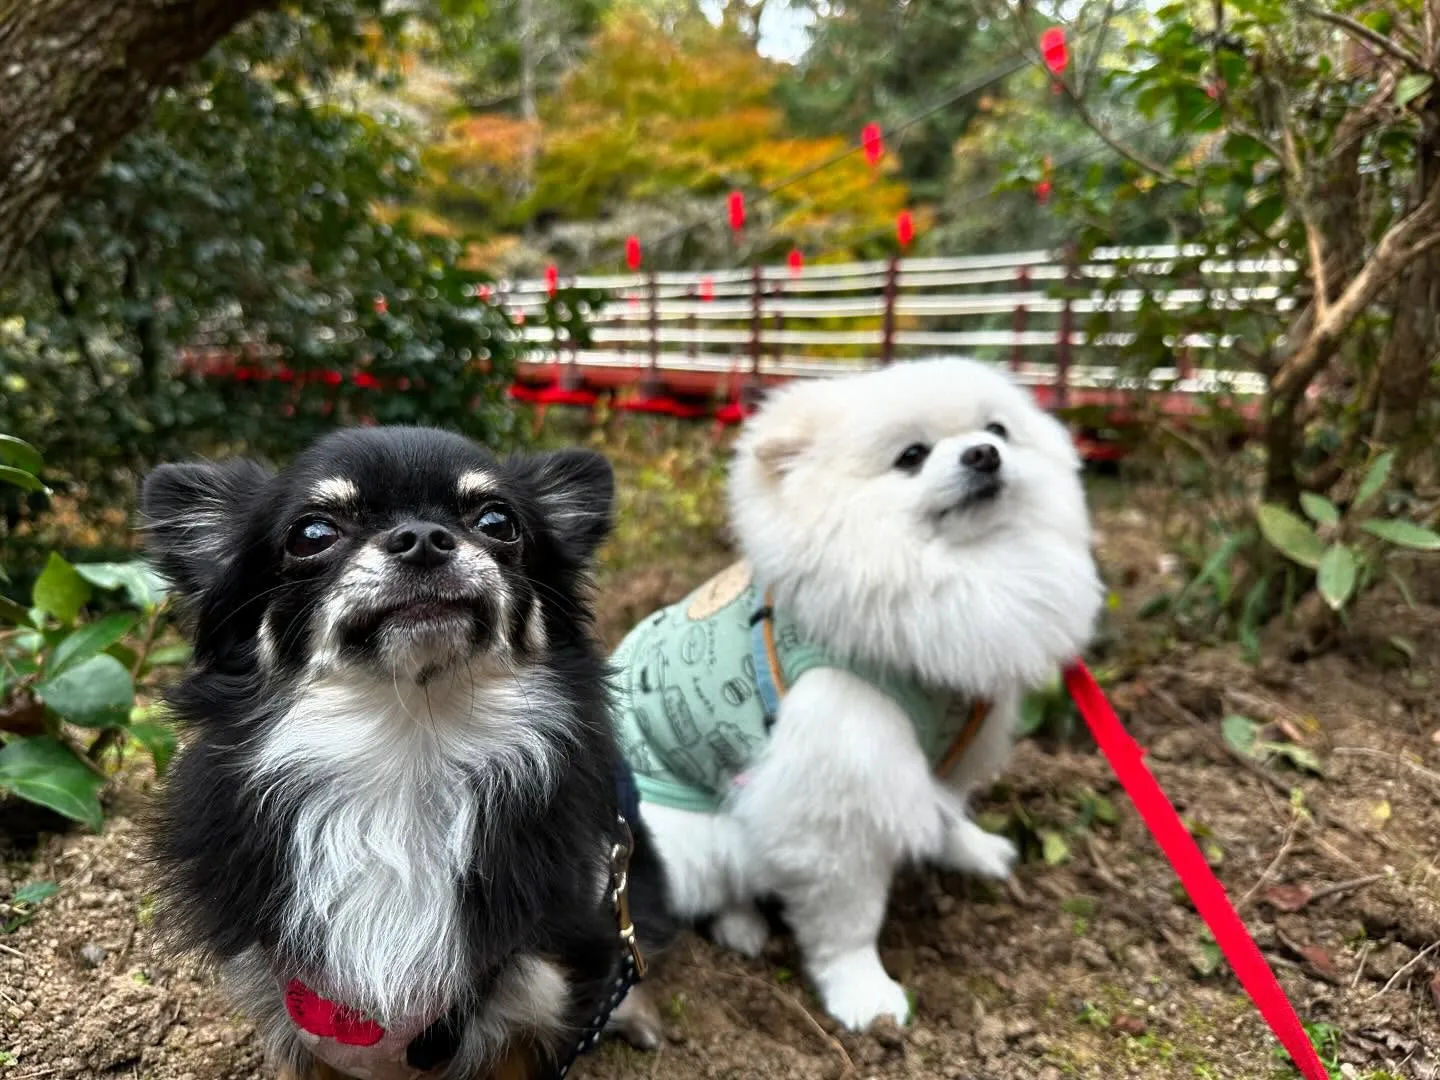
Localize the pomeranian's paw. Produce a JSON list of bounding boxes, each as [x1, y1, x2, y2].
[[938, 816, 1018, 880], [606, 985, 663, 1050], [711, 904, 770, 958], [813, 951, 913, 1031]]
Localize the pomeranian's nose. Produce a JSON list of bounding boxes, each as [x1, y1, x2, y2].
[[960, 443, 1001, 473], [384, 521, 458, 569]]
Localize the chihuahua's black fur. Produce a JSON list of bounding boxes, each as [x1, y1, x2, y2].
[[141, 426, 673, 1079]]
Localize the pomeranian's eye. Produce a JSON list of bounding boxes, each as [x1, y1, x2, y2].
[[472, 504, 520, 543], [286, 517, 341, 558], [985, 422, 1009, 440], [893, 443, 932, 473]]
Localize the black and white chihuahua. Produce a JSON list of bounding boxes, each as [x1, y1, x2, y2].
[[140, 426, 673, 1080]]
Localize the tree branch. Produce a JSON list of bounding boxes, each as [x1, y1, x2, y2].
[[1058, 80, 1193, 188], [1299, 4, 1428, 72], [1279, 121, 1331, 317], [1273, 171, 1440, 401]]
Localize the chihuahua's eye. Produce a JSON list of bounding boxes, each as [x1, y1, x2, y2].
[[985, 422, 1009, 440], [286, 517, 341, 558], [893, 443, 931, 473], [472, 504, 520, 544]]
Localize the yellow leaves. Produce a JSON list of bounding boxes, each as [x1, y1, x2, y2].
[[460, 234, 522, 272]]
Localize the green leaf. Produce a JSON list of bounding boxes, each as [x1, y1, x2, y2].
[[74, 562, 168, 612], [1238, 574, 1271, 664], [1317, 544, 1357, 611], [0, 736, 105, 831], [142, 642, 192, 670], [1221, 713, 1260, 757], [1389, 568, 1417, 609], [1016, 693, 1048, 738], [1299, 493, 1339, 527], [1396, 73, 1433, 107], [36, 654, 135, 729], [32, 553, 91, 626], [1248, 193, 1285, 233], [1259, 741, 1324, 777], [1221, 133, 1269, 163], [47, 612, 141, 678], [1355, 451, 1393, 509], [1041, 830, 1071, 866], [0, 435, 43, 475], [4, 879, 59, 933], [1360, 519, 1440, 550], [1177, 529, 1250, 609], [12, 881, 58, 906], [1255, 505, 1325, 569], [129, 721, 178, 776], [0, 465, 47, 494], [1387, 635, 1416, 662]]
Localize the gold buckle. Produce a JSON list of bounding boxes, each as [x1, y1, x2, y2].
[[610, 817, 647, 978]]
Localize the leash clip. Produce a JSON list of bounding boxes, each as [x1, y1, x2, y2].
[[610, 816, 647, 978]]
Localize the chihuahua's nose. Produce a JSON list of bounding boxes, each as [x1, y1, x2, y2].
[[960, 443, 1001, 473], [384, 521, 458, 569]]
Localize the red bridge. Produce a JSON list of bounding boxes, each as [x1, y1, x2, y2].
[[181, 245, 1293, 462]]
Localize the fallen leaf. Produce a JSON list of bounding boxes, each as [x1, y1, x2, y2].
[[1109, 1013, 1147, 1036], [1041, 831, 1071, 866], [1372, 799, 1392, 826], [1298, 944, 1340, 981], [1430, 971, 1440, 1015], [1263, 884, 1313, 913], [1431, 728, 1440, 746]]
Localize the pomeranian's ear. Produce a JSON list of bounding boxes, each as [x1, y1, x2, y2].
[[753, 428, 811, 475], [139, 460, 272, 597], [509, 449, 615, 561]]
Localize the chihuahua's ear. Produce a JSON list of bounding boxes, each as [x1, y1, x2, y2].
[[509, 449, 615, 561], [140, 459, 272, 597]]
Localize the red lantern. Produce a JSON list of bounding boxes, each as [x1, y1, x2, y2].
[[1035, 156, 1053, 204], [862, 122, 884, 167], [374, 294, 387, 315], [544, 264, 558, 297], [728, 190, 746, 232], [699, 276, 715, 302], [787, 248, 804, 276], [625, 235, 642, 271], [1040, 27, 1068, 75], [896, 210, 915, 249], [478, 284, 492, 302]]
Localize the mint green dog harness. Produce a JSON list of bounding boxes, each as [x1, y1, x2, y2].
[[611, 562, 990, 813]]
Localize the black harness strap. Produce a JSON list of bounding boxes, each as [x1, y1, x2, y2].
[[551, 807, 647, 1079]]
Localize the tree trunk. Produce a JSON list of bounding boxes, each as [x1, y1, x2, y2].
[[1373, 110, 1440, 457], [0, 0, 274, 283]]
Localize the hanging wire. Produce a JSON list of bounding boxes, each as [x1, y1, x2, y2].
[[583, 21, 1105, 273]]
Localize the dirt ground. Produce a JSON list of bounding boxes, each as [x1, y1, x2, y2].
[[4, 492, 1440, 1080]]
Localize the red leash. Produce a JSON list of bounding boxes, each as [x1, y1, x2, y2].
[[1062, 661, 1328, 1080]]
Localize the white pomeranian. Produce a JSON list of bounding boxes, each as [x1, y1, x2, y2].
[[611, 358, 1103, 1032]]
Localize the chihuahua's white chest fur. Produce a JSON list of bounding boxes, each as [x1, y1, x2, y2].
[[249, 672, 567, 1027]]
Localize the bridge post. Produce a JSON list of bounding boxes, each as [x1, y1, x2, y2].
[[1056, 245, 1076, 410], [685, 286, 697, 362], [880, 254, 900, 365], [749, 264, 764, 388], [1012, 266, 1030, 372], [647, 271, 660, 375]]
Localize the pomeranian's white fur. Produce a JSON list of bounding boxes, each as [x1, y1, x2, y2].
[[641, 358, 1103, 1031]]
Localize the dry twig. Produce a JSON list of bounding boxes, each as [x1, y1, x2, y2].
[[696, 965, 856, 1076], [1372, 940, 1440, 999]]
